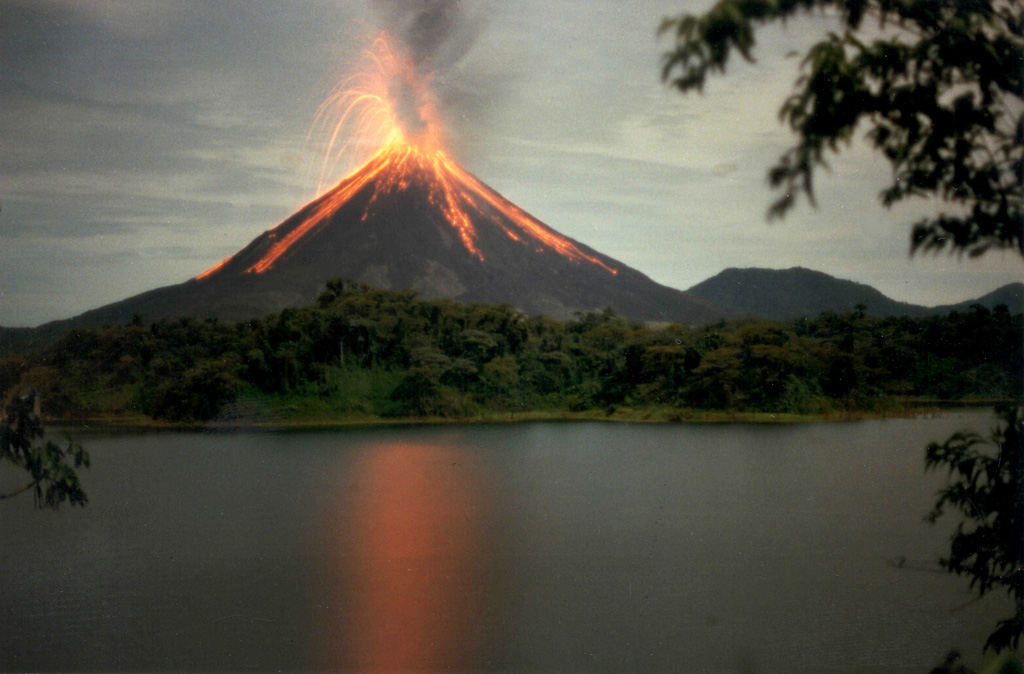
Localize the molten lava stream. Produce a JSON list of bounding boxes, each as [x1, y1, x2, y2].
[[195, 255, 231, 281], [245, 156, 390, 275], [437, 154, 618, 275]]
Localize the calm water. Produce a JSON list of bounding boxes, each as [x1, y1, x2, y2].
[[0, 411, 1012, 673]]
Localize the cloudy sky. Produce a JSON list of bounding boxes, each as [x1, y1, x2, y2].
[[2, 0, 1020, 327]]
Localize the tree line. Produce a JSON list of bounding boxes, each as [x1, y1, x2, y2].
[[1, 279, 1019, 423]]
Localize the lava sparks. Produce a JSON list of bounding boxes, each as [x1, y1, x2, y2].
[[311, 34, 445, 194], [197, 32, 616, 281]]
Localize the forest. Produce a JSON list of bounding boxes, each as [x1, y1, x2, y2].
[[1, 279, 1020, 424]]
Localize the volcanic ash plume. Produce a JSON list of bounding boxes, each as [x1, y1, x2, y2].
[[369, 0, 485, 139], [370, 0, 480, 69]]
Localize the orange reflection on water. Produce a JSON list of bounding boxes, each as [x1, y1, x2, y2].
[[321, 443, 490, 672]]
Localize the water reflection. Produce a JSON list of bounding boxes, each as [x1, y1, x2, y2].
[[319, 442, 491, 672]]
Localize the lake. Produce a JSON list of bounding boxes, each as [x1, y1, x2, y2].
[[0, 410, 1011, 673]]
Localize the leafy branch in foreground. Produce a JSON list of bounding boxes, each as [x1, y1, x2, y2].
[[926, 403, 1023, 653], [661, 0, 1024, 256], [0, 391, 89, 508]]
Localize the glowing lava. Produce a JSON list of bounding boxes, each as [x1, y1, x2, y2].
[[197, 33, 616, 281]]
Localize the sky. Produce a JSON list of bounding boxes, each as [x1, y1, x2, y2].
[[1, 0, 1020, 327]]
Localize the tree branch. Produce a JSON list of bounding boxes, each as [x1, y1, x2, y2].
[[0, 479, 39, 500]]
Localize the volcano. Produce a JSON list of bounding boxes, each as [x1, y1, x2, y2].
[[59, 143, 727, 328], [33, 34, 730, 331]]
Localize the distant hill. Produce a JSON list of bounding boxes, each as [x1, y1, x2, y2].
[[0, 326, 40, 357], [938, 282, 1024, 315], [687, 267, 1023, 320]]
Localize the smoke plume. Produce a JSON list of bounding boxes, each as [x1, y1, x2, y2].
[[369, 0, 481, 72], [368, 0, 491, 154]]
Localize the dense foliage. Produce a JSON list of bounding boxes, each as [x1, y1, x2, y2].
[[0, 281, 1019, 423], [926, 403, 1023, 653], [660, 0, 1024, 256]]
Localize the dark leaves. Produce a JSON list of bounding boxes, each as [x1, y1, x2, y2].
[[926, 404, 1024, 652], [661, 0, 1024, 256], [0, 392, 89, 509]]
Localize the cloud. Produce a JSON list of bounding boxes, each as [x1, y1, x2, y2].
[[31, 0, 188, 39]]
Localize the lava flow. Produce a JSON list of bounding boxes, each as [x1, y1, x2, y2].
[[197, 33, 616, 280]]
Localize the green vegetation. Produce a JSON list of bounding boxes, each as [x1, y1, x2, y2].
[[1, 392, 89, 508], [0, 281, 1019, 425], [926, 403, 1023, 654]]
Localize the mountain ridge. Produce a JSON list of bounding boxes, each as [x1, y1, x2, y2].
[[687, 266, 1023, 320]]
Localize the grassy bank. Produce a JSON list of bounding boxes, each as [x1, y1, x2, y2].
[[50, 398, 964, 431]]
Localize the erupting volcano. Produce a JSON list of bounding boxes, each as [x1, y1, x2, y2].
[[202, 36, 617, 281], [59, 32, 728, 327]]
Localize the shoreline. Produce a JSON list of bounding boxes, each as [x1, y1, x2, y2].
[[46, 400, 1005, 432]]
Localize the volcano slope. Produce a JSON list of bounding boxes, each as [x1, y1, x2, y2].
[[36, 145, 729, 333]]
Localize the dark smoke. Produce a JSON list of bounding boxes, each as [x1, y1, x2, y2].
[[368, 0, 497, 156], [390, 78, 428, 136], [369, 0, 480, 72]]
